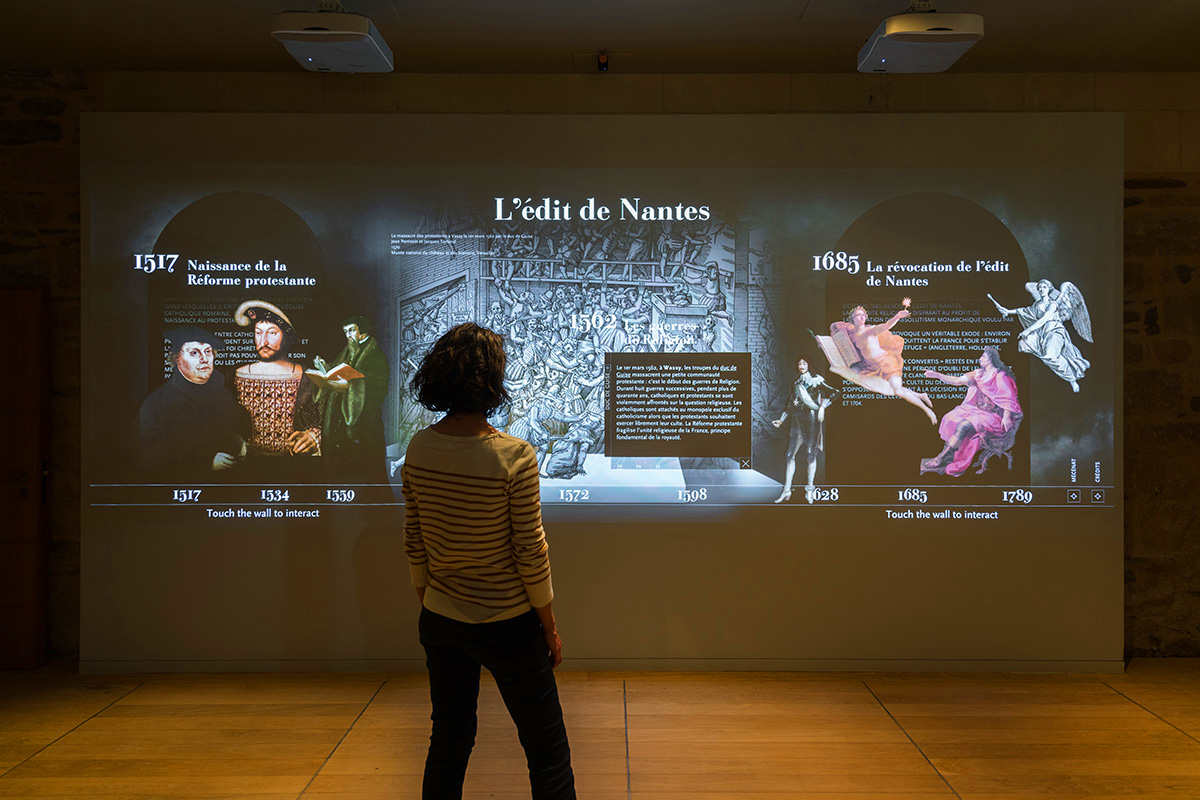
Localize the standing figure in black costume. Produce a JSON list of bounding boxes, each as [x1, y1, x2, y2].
[[771, 356, 833, 504]]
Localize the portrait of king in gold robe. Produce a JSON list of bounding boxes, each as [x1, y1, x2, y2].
[[232, 300, 324, 457]]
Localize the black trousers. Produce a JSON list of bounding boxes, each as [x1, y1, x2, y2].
[[418, 607, 576, 800]]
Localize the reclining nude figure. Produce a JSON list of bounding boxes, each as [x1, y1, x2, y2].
[[825, 305, 936, 424]]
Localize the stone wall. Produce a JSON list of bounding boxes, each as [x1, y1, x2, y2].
[[2, 68, 1197, 658], [1123, 176, 1200, 656], [0, 70, 100, 656]]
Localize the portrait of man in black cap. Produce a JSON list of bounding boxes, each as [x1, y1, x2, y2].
[[232, 300, 324, 456], [138, 326, 251, 479], [313, 314, 391, 467]]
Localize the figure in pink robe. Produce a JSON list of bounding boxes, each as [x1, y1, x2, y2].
[[921, 347, 1022, 477]]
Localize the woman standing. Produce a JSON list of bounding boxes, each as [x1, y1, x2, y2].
[[402, 322, 575, 800]]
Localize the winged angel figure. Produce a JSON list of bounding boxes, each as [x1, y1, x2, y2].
[[991, 280, 1092, 392]]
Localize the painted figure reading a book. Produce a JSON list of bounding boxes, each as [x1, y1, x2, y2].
[[818, 305, 936, 424], [233, 300, 324, 456], [313, 314, 391, 461], [921, 347, 1022, 476]]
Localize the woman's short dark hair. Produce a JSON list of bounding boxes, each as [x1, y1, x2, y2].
[[410, 322, 509, 416]]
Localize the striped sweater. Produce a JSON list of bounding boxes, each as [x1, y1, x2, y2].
[[402, 428, 554, 623]]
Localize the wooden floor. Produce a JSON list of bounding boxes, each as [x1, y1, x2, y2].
[[2, 660, 1200, 799]]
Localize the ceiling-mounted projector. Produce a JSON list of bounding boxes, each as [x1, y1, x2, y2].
[[271, 11, 393, 73], [857, 12, 983, 73]]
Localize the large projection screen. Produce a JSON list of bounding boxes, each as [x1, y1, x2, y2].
[[82, 113, 1123, 671]]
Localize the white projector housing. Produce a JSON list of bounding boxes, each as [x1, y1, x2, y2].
[[271, 11, 393, 73], [857, 12, 984, 74]]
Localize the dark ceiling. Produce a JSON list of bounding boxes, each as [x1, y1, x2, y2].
[[5, 0, 1200, 73]]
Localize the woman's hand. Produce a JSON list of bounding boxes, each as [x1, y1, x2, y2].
[[534, 601, 562, 668], [543, 626, 563, 668]]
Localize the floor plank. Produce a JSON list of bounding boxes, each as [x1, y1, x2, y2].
[[3, 660, 1200, 799]]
